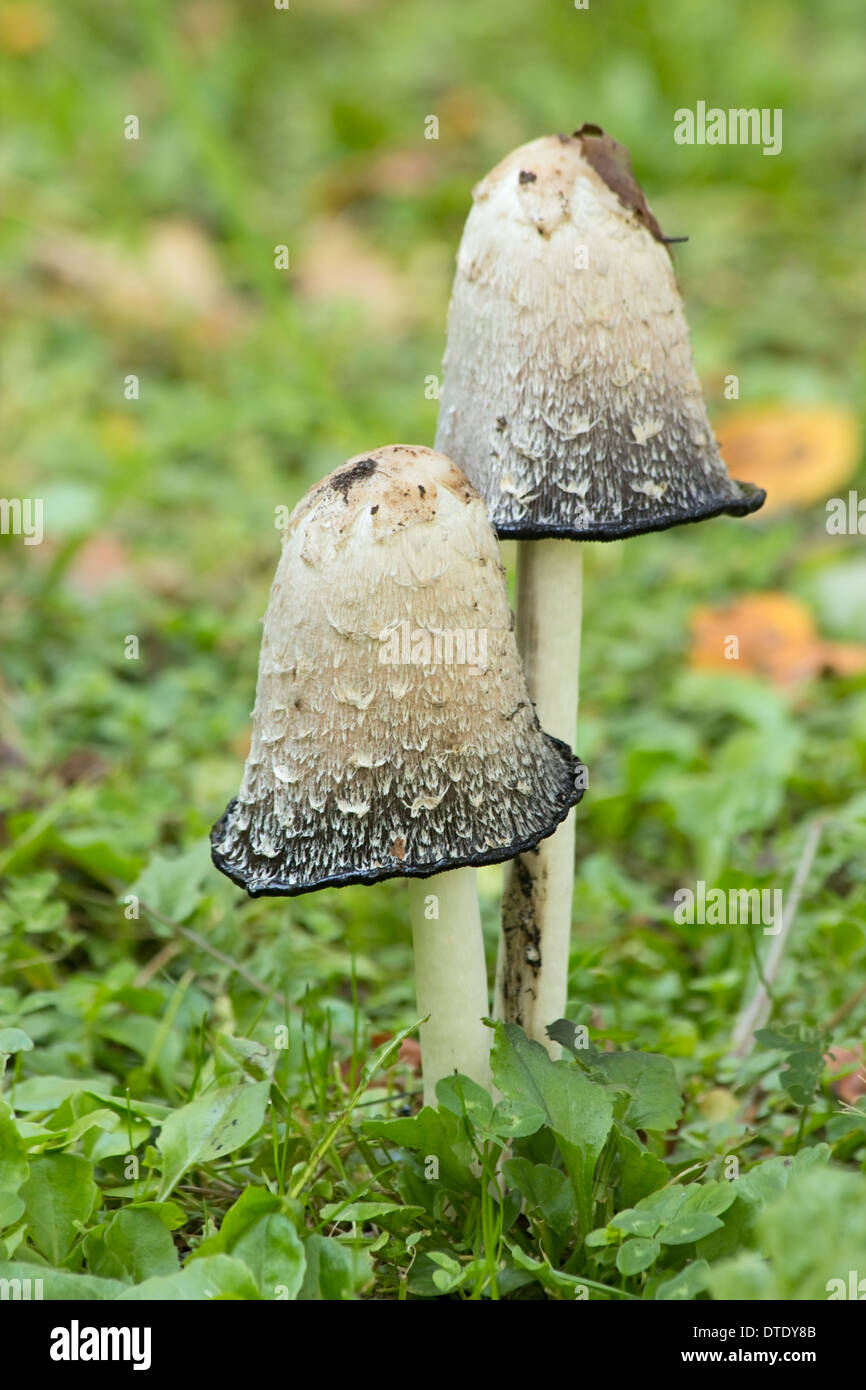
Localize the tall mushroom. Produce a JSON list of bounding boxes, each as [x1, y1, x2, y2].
[[211, 444, 584, 1103], [435, 126, 765, 1050]]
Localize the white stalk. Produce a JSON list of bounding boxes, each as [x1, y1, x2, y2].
[[408, 868, 491, 1105], [496, 539, 583, 1054]]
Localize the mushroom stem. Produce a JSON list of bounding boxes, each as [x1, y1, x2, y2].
[[408, 868, 491, 1105], [495, 539, 583, 1053]]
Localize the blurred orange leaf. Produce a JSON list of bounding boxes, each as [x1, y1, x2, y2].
[[689, 591, 866, 687], [715, 405, 861, 515], [0, 3, 52, 53]]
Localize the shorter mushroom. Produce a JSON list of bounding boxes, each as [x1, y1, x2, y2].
[[211, 445, 584, 1102]]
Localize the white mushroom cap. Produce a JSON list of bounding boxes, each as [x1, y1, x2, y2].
[[435, 126, 765, 539], [211, 445, 584, 896]]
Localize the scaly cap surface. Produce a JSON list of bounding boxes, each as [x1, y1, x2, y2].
[[212, 445, 584, 895], [435, 128, 765, 539]]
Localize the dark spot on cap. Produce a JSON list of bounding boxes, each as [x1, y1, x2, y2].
[[418, 484, 426, 496], [331, 456, 378, 501], [370, 504, 379, 514], [496, 415, 507, 432], [573, 123, 668, 248], [518, 169, 537, 185]]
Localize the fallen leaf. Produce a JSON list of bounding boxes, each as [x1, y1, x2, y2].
[[316, 148, 437, 214], [140, 558, 189, 599], [34, 220, 244, 340], [0, 3, 53, 53], [57, 749, 107, 787], [147, 220, 230, 314], [824, 644, 866, 677], [365, 148, 436, 196], [294, 218, 414, 333], [437, 87, 487, 141], [66, 536, 130, 597], [689, 591, 866, 687], [824, 1047, 866, 1105], [0, 740, 27, 771], [369, 1032, 422, 1074], [715, 406, 861, 516], [398, 1038, 423, 1074]]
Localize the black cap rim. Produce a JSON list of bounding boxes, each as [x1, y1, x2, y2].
[[211, 736, 585, 899], [490, 481, 766, 542]]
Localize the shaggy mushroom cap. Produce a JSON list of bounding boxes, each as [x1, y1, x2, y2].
[[435, 125, 766, 540], [211, 445, 584, 896]]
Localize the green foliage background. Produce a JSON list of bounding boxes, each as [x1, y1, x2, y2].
[[0, 0, 865, 1300]]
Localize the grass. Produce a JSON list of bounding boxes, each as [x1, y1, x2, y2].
[[0, 0, 865, 1300]]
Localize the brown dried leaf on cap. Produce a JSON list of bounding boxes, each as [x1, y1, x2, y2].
[[573, 123, 668, 246], [436, 132, 764, 538]]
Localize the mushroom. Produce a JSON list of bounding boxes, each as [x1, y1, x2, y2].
[[211, 444, 584, 1103], [435, 126, 765, 1050]]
